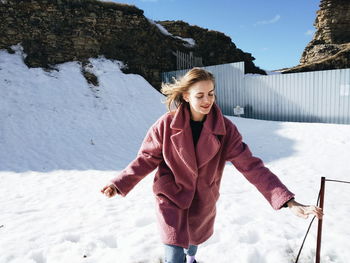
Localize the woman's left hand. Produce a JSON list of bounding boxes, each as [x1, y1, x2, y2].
[[287, 199, 323, 220]]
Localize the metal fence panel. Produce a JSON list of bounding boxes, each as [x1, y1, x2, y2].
[[161, 63, 350, 124]]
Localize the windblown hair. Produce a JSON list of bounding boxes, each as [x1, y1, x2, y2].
[[161, 68, 215, 111]]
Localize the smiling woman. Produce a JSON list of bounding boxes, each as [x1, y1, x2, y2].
[[161, 68, 216, 121], [101, 68, 323, 263], [182, 80, 215, 121]]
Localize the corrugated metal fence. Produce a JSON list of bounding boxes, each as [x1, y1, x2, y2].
[[172, 50, 203, 70], [161, 62, 350, 124]]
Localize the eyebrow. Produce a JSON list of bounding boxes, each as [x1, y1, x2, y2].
[[195, 89, 215, 95]]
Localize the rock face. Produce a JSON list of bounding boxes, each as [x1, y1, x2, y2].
[[0, 0, 265, 89], [158, 21, 266, 75], [284, 0, 350, 73], [0, 0, 186, 88]]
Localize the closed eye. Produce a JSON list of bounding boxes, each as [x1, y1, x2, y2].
[[196, 93, 214, 99]]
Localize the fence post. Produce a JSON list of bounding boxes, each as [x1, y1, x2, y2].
[[316, 176, 325, 263]]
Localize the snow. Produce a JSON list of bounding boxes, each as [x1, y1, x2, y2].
[[147, 18, 196, 47], [265, 70, 282, 75], [0, 46, 164, 172], [1, 48, 350, 263], [147, 18, 172, 37], [174, 36, 196, 48]]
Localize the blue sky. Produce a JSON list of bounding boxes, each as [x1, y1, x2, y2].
[[107, 0, 320, 71]]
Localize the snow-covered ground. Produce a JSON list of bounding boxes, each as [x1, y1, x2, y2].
[[1, 49, 350, 263]]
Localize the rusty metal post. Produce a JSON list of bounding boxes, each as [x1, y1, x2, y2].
[[316, 177, 325, 263]]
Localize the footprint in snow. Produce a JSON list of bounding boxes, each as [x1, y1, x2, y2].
[[99, 234, 118, 248], [231, 215, 253, 225], [61, 233, 80, 243], [134, 216, 154, 227], [30, 250, 46, 263], [238, 229, 260, 244]]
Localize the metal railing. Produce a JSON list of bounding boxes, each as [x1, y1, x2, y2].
[[295, 177, 350, 263]]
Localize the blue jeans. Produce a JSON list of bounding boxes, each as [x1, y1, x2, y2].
[[164, 244, 198, 263]]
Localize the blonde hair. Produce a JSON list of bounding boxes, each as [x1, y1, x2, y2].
[[161, 67, 215, 111]]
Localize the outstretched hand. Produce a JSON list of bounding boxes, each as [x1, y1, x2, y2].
[[101, 184, 118, 198], [287, 199, 323, 220]]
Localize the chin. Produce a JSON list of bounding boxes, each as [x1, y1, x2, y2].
[[200, 106, 212, 113]]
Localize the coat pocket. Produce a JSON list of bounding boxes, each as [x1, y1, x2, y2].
[[153, 174, 192, 209]]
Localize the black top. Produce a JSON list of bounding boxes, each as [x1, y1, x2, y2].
[[190, 119, 204, 147]]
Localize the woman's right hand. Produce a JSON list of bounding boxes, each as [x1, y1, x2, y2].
[[101, 184, 118, 198], [287, 199, 323, 220]]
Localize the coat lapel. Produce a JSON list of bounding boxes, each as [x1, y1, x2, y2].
[[196, 103, 226, 169], [170, 103, 226, 173], [171, 130, 197, 175], [195, 128, 220, 169], [170, 103, 197, 175]]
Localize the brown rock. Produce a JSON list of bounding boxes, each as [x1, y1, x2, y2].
[[0, 0, 265, 89], [283, 0, 350, 73], [158, 20, 266, 75]]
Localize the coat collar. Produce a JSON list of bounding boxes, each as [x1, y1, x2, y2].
[[170, 103, 226, 136], [170, 103, 226, 173]]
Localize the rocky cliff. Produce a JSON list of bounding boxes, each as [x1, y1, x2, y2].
[[283, 0, 350, 73], [0, 0, 187, 89], [157, 20, 266, 75], [0, 0, 265, 89]]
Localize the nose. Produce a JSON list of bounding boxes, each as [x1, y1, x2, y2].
[[205, 95, 214, 104]]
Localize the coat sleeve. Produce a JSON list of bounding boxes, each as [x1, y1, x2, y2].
[[224, 120, 294, 210], [110, 122, 163, 197]]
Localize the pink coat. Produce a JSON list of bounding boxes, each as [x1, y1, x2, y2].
[[111, 103, 294, 248]]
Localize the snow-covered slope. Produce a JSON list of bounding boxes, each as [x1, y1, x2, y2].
[[0, 47, 165, 172], [1, 49, 350, 263]]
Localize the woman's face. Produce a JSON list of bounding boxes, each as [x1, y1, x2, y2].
[[183, 80, 215, 121]]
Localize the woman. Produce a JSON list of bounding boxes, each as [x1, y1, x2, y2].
[[101, 68, 323, 263]]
